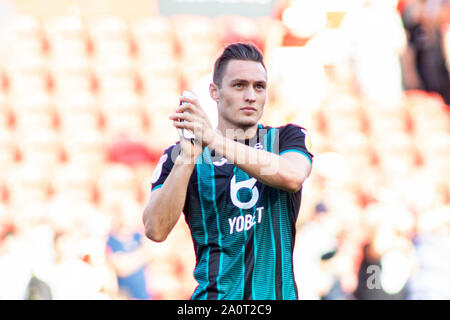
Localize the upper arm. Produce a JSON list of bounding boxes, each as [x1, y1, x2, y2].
[[280, 151, 312, 178], [278, 124, 313, 164], [277, 124, 314, 190]]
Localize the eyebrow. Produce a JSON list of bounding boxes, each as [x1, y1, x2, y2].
[[230, 79, 267, 85]]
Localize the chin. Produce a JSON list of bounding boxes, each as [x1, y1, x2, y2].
[[237, 118, 258, 128]]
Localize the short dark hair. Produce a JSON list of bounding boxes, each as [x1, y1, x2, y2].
[[213, 42, 265, 88]]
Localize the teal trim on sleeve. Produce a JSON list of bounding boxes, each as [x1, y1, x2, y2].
[[280, 149, 312, 165], [152, 184, 162, 191]]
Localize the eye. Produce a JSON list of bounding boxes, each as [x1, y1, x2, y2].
[[234, 83, 243, 88], [255, 84, 266, 90]]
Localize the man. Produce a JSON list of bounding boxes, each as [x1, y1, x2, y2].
[[143, 43, 313, 300]]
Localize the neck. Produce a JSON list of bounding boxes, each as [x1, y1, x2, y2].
[[217, 121, 258, 141]]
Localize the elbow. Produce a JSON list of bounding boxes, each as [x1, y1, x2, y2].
[[144, 223, 168, 243], [283, 173, 307, 193], [286, 178, 304, 193], [143, 212, 167, 243]]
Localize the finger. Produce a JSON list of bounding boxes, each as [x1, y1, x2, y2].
[[173, 120, 195, 131], [176, 102, 196, 114], [169, 112, 195, 122]]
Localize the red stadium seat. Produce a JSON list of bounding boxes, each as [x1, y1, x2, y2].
[[0, 128, 17, 169], [95, 55, 138, 96], [138, 55, 180, 102], [0, 92, 13, 128], [321, 94, 366, 137], [97, 163, 139, 208], [50, 54, 94, 95], [1, 14, 45, 59], [366, 103, 410, 138], [43, 14, 89, 57], [52, 163, 98, 203], [5, 54, 50, 95], [11, 91, 56, 133], [131, 16, 176, 60], [374, 132, 420, 177], [214, 15, 265, 52], [87, 15, 132, 59], [170, 15, 221, 87], [16, 128, 63, 169], [56, 91, 101, 135], [63, 129, 107, 169], [409, 97, 450, 138], [100, 92, 146, 137], [6, 163, 52, 206]]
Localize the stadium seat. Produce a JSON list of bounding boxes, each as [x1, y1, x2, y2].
[[131, 16, 176, 59], [50, 55, 94, 95], [101, 92, 146, 136], [6, 163, 51, 206], [418, 132, 450, 180], [1, 14, 44, 60], [87, 16, 132, 59], [63, 129, 107, 169], [97, 163, 139, 208], [138, 56, 180, 102], [56, 91, 101, 134], [321, 94, 366, 137], [0, 92, 12, 128], [95, 55, 138, 95], [214, 15, 265, 52], [170, 15, 221, 87], [43, 14, 89, 57], [366, 104, 410, 138], [143, 96, 180, 151], [375, 132, 419, 177], [171, 14, 220, 46], [11, 91, 56, 133], [0, 128, 17, 169], [52, 163, 98, 203], [409, 102, 450, 138], [5, 54, 50, 95], [16, 128, 63, 169], [331, 131, 374, 169]]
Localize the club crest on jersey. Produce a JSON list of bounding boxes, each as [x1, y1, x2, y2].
[[254, 142, 263, 150]]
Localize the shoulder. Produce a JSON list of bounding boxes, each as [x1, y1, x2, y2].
[[160, 142, 182, 164], [260, 123, 313, 159], [259, 123, 309, 137], [279, 123, 308, 134], [150, 142, 180, 185]]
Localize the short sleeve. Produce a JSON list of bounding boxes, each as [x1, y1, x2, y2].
[[150, 144, 180, 191], [278, 124, 313, 164]]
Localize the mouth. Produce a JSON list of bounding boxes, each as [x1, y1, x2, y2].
[[240, 106, 257, 113]]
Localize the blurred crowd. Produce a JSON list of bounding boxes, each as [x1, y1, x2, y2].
[[0, 0, 449, 299]]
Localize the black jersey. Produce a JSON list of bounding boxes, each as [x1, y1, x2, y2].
[[151, 124, 313, 300]]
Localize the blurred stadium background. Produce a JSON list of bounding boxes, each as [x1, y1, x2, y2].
[[0, 0, 448, 300]]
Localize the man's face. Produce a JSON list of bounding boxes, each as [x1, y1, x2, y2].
[[211, 59, 267, 130]]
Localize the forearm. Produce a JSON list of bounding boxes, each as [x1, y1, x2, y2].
[[143, 159, 195, 242], [210, 134, 307, 192]]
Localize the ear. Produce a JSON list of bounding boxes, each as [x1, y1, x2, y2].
[[209, 83, 219, 102]]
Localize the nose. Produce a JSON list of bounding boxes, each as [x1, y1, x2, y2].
[[244, 87, 256, 103]]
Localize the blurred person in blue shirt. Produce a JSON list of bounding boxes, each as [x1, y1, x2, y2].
[[106, 200, 154, 300]]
